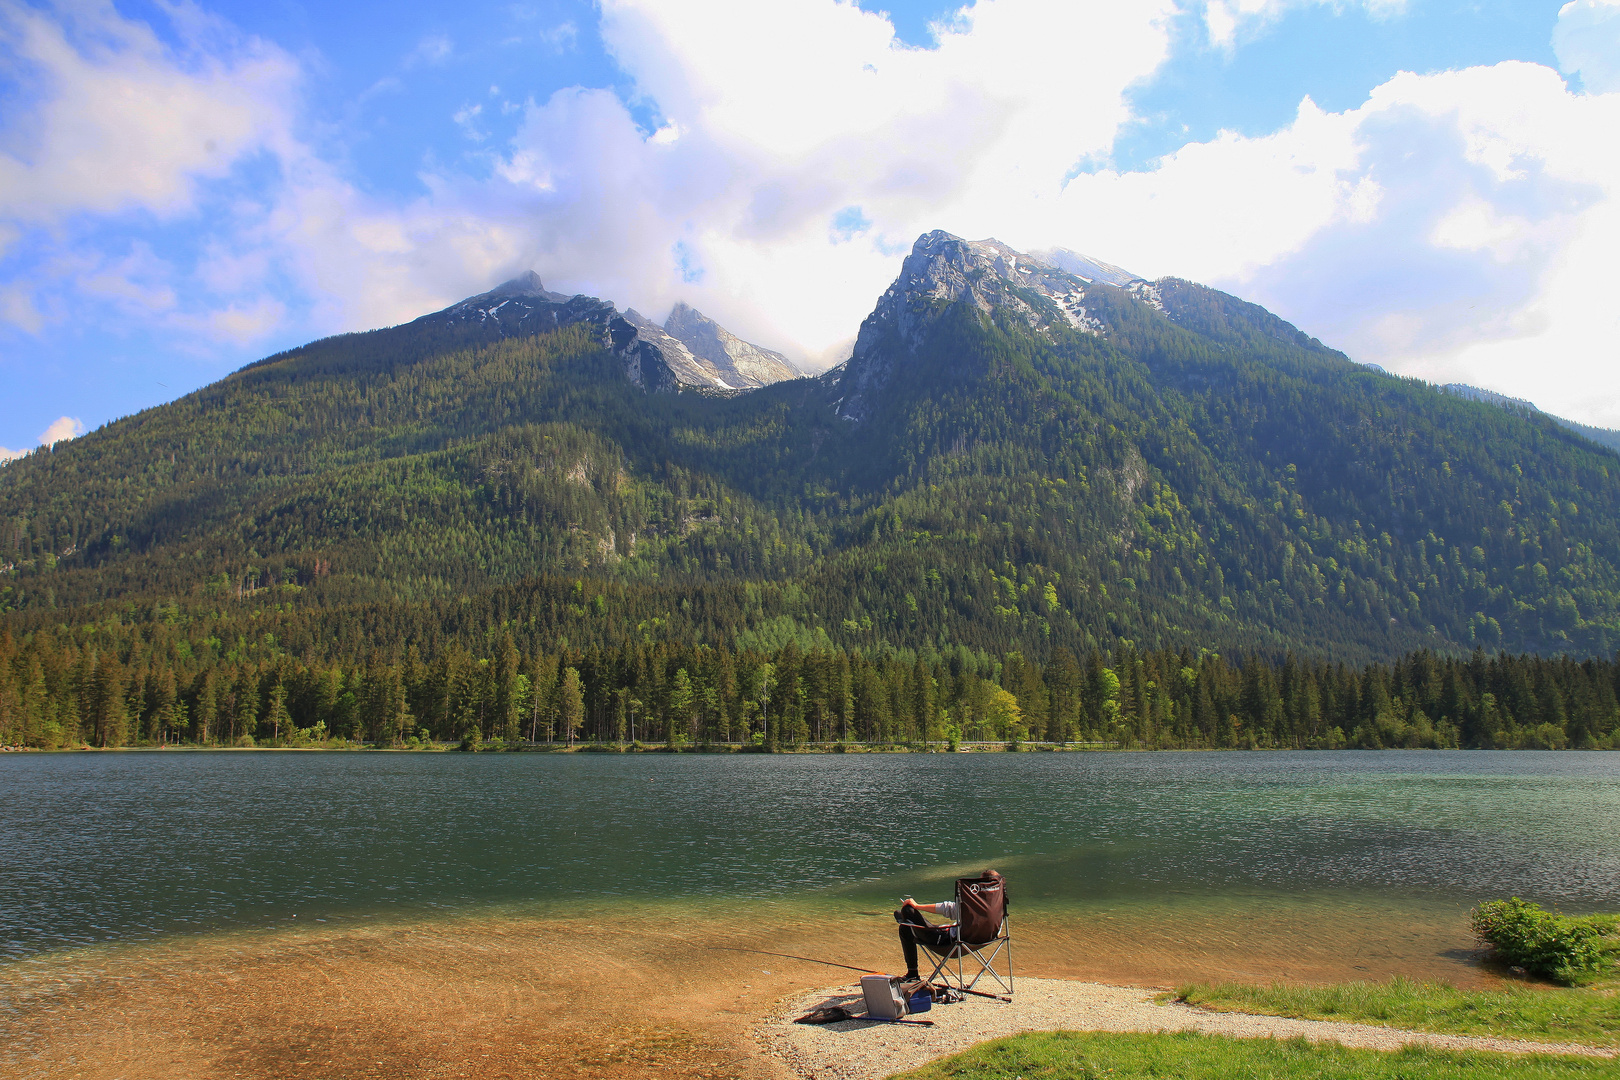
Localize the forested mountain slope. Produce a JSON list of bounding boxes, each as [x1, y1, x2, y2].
[[2, 233, 1618, 674]]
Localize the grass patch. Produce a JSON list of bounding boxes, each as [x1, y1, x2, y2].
[[886, 1029, 1618, 1080], [1177, 977, 1620, 1048]]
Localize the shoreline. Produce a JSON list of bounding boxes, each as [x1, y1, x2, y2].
[[0, 900, 1530, 1079], [7, 741, 1617, 753], [6, 922, 1606, 1080]]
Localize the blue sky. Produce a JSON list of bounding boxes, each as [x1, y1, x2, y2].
[[2, 0, 1618, 459]]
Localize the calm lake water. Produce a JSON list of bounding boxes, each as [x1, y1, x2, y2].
[[2, 750, 1618, 968]]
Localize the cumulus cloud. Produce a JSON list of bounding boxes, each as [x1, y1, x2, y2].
[[0, 445, 27, 463], [2, 0, 1618, 433], [549, 0, 1178, 353], [0, 0, 300, 344], [198, 0, 1183, 355], [1554, 0, 1620, 92], [1052, 62, 1620, 425], [39, 415, 85, 444], [0, 1, 299, 224]]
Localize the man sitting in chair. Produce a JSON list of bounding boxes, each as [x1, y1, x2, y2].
[[894, 869, 1003, 980]]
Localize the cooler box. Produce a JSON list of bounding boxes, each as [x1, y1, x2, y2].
[[860, 974, 905, 1019]]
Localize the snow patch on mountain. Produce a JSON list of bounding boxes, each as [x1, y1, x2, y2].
[[1028, 248, 1143, 288], [836, 231, 1157, 421]]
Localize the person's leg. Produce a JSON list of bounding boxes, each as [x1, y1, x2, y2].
[[894, 907, 928, 978]]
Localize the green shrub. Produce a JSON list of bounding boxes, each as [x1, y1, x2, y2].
[[1470, 898, 1616, 985]]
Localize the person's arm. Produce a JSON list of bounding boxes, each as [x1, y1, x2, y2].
[[901, 897, 950, 916]]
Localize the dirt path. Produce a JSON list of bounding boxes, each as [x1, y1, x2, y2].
[[761, 978, 1617, 1080]]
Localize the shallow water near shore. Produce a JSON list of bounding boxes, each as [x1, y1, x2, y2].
[[4, 749, 1617, 972], [4, 751, 1617, 1078]]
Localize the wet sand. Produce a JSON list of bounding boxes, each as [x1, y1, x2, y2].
[[0, 901, 1502, 1080]]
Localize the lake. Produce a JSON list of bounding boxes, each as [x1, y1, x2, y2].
[[4, 749, 1617, 979]]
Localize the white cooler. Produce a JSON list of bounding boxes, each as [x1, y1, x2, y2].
[[860, 974, 905, 1019]]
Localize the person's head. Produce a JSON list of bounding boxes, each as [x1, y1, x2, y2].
[[980, 869, 1002, 882]]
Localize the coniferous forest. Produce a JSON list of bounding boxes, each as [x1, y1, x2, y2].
[[3, 252, 1619, 751]]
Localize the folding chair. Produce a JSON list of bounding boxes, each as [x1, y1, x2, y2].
[[922, 872, 1013, 997]]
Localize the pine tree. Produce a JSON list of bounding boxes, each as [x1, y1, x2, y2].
[[90, 651, 127, 748], [668, 668, 693, 748], [494, 632, 520, 743], [266, 681, 291, 743], [559, 666, 584, 746]]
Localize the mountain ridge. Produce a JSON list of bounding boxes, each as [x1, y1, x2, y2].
[[2, 230, 1618, 669], [1443, 382, 1620, 455], [402, 271, 801, 392]]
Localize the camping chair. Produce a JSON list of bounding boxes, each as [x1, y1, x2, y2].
[[922, 873, 1013, 997]]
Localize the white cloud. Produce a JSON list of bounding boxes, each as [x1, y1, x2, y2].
[[550, 0, 1179, 354], [538, 21, 578, 51], [0, 445, 27, 463], [1202, 0, 1407, 50], [1555, 0, 1620, 92], [0, 279, 42, 331], [0, 1, 300, 348], [74, 243, 179, 313], [39, 415, 85, 445], [0, 2, 299, 225], [2, 0, 1617, 433], [453, 101, 486, 141], [160, 0, 1182, 358], [1052, 62, 1620, 425], [404, 33, 453, 68]]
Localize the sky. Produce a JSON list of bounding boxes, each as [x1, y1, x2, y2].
[[2, 0, 1618, 459]]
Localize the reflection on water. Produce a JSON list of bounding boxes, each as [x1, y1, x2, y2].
[[2, 750, 1616, 979]]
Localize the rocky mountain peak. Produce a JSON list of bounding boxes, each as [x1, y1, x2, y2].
[[414, 276, 799, 396], [835, 231, 1119, 421], [488, 270, 549, 297], [663, 302, 799, 388]]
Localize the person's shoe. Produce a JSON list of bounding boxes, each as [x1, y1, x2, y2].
[[904, 971, 919, 980]]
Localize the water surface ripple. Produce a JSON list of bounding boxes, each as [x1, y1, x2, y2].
[[2, 750, 1616, 961]]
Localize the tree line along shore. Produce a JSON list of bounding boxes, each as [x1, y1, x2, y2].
[[2, 629, 1616, 751]]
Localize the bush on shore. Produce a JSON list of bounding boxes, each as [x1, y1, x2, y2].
[[1472, 899, 1619, 986]]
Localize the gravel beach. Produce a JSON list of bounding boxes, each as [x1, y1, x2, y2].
[[758, 977, 1617, 1080]]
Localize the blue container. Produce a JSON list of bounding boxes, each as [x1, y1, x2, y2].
[[907, 989, 933, 1013]]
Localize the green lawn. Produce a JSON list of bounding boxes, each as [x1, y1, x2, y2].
[[886, 1030, 1619, 1080], [1176, 977, 1620, 1048]]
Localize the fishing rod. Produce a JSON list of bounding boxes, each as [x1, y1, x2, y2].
[[707, 945, 884, 974]]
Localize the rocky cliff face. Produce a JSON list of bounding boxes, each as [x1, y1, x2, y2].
[[834, 231, 1117, 421], [663, 302, 799, 388], [421, 272, 797, 393]]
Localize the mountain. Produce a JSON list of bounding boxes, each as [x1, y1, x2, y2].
[[1027, 247, 1143, 288], [407, 270, 799, 392], [3, 231, 1619, 677], [663, 302, 800, 387], [1443, 383, 1620, 454]]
